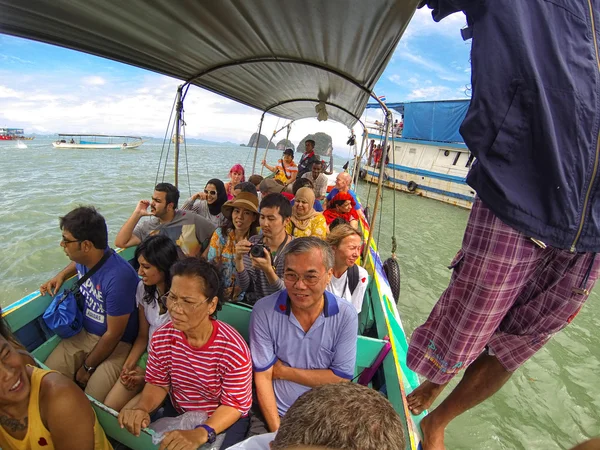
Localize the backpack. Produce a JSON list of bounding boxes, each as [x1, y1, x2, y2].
[[347, 264, 360, 295]]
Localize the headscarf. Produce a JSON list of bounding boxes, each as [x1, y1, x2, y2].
[[323, 192, 359, 225], [206, 178, 228, 216], [291, 187, 319, 231]]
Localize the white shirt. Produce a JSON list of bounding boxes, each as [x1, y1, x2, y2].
[[326, 265, 369, 313], [135, 281, 170, 343]]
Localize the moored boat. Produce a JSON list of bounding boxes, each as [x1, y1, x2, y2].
[[0, 127, 35, 140], [52, 134, 143, 149], [363, 100, 475, 209]]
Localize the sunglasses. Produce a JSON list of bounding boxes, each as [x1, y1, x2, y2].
[[204, 189, 217, 196]]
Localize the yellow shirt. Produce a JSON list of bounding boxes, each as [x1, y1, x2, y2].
[[286, 214, 328, 238], [273, 161, 298, 184], [0, 367, 113, 450]]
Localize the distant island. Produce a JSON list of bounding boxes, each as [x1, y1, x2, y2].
[[246, 133, 277, 149]]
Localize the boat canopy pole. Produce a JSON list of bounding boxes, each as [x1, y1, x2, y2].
[[352, 127, 368, 186], [174, 85, 184, 188], [251, 112, 266, 175], [362, 96, 393, 265], [260, 120, 295, 176]]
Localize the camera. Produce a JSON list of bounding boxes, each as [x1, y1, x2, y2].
[[249, 243, 270, 258]]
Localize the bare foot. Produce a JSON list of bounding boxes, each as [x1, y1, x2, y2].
[[407, 380, 447, 415], [420, 413, 446, 450]]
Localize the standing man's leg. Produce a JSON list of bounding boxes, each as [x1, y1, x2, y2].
[[418, 249, 599, 450], [406, 198, 543, 414], [420, 352, 511, 450]]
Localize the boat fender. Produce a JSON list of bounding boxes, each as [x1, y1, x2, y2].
[[383, 257, 401, 301], [359, 168, 367, 180], [407, 181, 418, 192]]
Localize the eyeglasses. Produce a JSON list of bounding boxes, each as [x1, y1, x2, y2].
[[284, 272, 326, 286], [61, 236, 82, 245], [161, 291, 211, 313], [204, 189, 217, 196]]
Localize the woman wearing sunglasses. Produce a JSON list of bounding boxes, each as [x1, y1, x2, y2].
[[118, 257, 252, 450], [104, 235, 178, 412], [181, 178, 229, 227]]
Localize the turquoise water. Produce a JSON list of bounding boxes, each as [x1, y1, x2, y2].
[[0, 139, 598, 449]]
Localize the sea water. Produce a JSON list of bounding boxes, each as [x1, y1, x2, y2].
[[0, 138, 598, 449]]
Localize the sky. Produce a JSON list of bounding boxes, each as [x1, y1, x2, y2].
[[0, 7, 471, 153]]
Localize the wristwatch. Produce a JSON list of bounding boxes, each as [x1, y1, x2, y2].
[[196, 424, 216, 444], [82, 362, 96, 374]]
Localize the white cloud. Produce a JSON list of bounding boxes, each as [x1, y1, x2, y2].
[[0, 75, 356, 153], [402, 7, 467, 41], [407, 85, 454, 100], [0, 85, 20, 98], [397, 52, 464, 82], [82, 76, 106, 86]]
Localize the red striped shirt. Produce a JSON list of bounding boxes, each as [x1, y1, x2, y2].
[[145, 319, 252, 416]]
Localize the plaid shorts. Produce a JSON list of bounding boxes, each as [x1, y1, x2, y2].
[[407, 198, 599, 384]]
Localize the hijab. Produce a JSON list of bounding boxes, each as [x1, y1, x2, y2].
[[291, 187, 320, 231], [206, 178, 228, 216]]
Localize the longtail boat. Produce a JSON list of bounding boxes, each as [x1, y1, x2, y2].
[[0, 1, 425, 449]]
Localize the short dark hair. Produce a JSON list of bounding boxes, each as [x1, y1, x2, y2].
[[292, 177, 313, 195], [259, 193, 292, 219], [170, 257, 223, 316], [234, 181, 258, 196], [155, 182, 180, 209], [271, 383, 405, 450], [306, 139, 316, 147], [248, 174, 264, 187], [312, 160, 323, 167], [135, 235, 180, 305], [329, 217, 349, 231], [60, 206, 108, 250]]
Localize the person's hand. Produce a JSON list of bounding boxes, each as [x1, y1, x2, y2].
[[75, 365, 91, 388], [235, 239, 252, 262], [192, 191, 207, 201], [134, 200, 152, 217], [159, 429, 207, 450], [39, 273, 65, 296], [118, 407, 151, 437], [262, 159, 267, 166], [120, 365, 144, 390], [250, 247, 273, 272]]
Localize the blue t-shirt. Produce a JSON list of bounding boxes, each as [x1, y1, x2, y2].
[[290, 198, 323, 212], [250, 289, 358, 416], [77, 250, 139, 343], [326, 188, 360, 210]]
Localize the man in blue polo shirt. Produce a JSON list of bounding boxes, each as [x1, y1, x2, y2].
[[249, 237, 358, 432]]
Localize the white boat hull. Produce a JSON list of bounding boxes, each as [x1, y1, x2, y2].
[[52, 141, 143, 149], [364, 135, 475, 209]]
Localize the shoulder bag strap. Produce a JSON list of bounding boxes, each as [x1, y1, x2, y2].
[[72, 249, 113, 292]]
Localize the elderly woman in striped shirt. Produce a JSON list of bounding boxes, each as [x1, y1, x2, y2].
[[118, 257, 252, 450]]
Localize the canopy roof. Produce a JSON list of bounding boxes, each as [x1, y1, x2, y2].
[[0, 0, 418, 128]]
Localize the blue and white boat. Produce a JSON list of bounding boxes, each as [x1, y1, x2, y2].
[[364, 99, 475, 209]]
